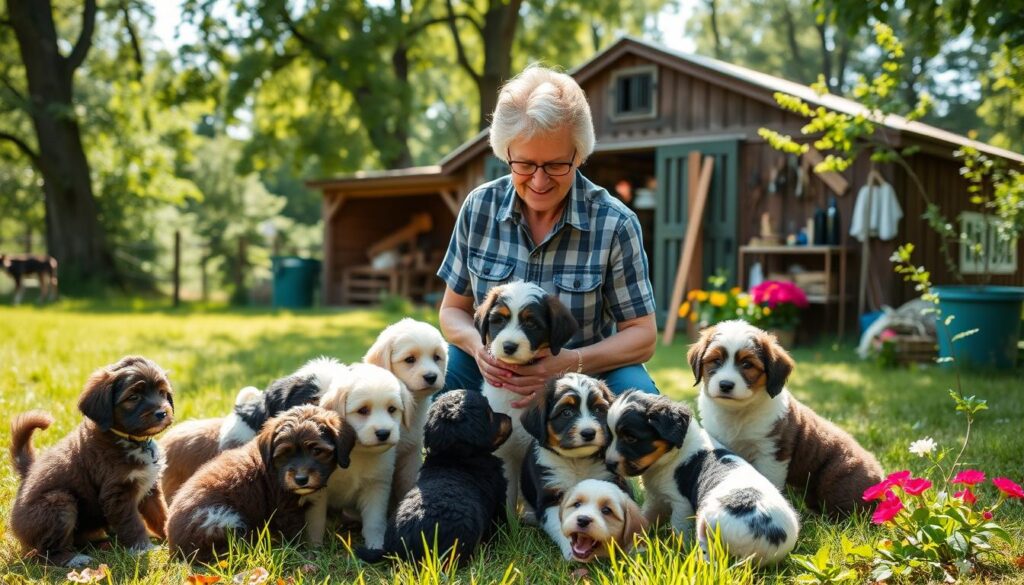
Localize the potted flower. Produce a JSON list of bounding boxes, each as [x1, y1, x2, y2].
[[677, 272, 757, 335], [749, 280, 809, 348]]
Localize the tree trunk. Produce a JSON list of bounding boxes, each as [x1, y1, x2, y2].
[[7, 0, 117, 288], [476, 0, 521, 130], [706, 0, 724, 60]]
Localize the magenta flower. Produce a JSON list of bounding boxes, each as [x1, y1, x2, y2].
[[983, 510, 993, 520], [993, 477, 1024, 499], [750, 281, 809, 309], [953, 488, 977, 505], [886, 470, 912, 487], [863, 479, 893, 501], [872, 492, 904, 524], [951, 470, 986, 486], [903, 477, 932, 495]]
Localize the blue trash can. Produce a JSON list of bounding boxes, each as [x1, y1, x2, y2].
[[271, 256, 321, 309]]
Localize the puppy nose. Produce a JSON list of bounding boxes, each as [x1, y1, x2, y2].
[[423, 373, 438, 385], [154, 410, 167, 420], [580, 428, 596, 441], [719, 380, 735, 393], [375, 429, 391, 441], [576, 515, 592, 528], [502, 341, 519, 355], [294, 474, 309, 486]]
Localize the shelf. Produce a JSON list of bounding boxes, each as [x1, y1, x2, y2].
[[740, 245, 854, 255]]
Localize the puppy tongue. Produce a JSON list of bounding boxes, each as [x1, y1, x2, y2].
[[572, 534, 596, 557]]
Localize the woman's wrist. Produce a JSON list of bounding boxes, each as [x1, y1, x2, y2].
[[574, 348, 584, 374]]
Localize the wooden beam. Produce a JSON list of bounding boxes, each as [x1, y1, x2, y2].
[[686, 151, 703, 293], [325, 194, 347, 222], [662, 156, 715, 345], [802, 147, 849, 196], [367, 212, 433, 259], [439, 189, 461, 217]]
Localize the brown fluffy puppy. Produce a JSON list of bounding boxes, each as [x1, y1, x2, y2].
[[559, 479, 647, 563], [9, 356, 175, 567], [690, 320, 884, 517], [166, 405, 355, 563], [158, 417, 223, 503]]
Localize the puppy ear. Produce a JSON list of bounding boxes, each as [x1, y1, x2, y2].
[[257, 420, 277, 471], [474, 287, 502, 346], [78, 367, 117, 431], [758, 332, 795, 398], [647, 398, 690, 448], [363, 330, 395, 370], [686, 325, 715, 385], [619, 496, 648, 551], [519, 381, 553, 443], [545, 295, 579, 356], [335, 420, 357, 469], [399, 384, 415, 429]]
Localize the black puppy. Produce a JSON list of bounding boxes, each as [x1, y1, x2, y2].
[[357, 389, 512, 566]]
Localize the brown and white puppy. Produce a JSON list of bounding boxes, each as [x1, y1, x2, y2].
[[559, 479, 646, 563], [475, 280, 579, 514], [166, 404, 354, 563], [307, 363, 413, 549], [158, 417, 223, 503], [690, 320, 885, 517], [9, 356, 174, 567], [363, 318, 448, 507], [520, 373, 626, 559]]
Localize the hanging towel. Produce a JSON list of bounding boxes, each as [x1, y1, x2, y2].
[[849, 181, 903, 241]]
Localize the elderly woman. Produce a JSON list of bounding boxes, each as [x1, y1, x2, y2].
[[437, 65, 658, 406]]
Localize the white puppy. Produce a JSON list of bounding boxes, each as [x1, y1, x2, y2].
[[306, 363, 412, 548], [363, 318, 447, 506]]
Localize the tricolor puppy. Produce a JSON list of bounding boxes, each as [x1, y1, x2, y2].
[[559, 479, 647, 563], [167, 405, 354, 563], [308, 363, 413, 548], [357, 390, 512, 566], [690, 320, 885, 517], [475, 280, 578, 513], [605, 392, 799, 565], [9, 356, 174, 567], [520, 373, 627, 559], [363, 318, 448, 506]]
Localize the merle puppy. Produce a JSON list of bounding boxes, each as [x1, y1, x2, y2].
[[357, 389, 512, 566]]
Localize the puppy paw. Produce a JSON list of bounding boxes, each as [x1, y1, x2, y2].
[[66, 554, 95, 568], [560, 545, 574, 561]]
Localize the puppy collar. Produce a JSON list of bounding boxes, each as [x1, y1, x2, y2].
[[109, 428, 156, 442]]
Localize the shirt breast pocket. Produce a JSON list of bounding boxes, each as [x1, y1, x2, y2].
[[553, 269, 603, 327], [468, 251, 515, 287]]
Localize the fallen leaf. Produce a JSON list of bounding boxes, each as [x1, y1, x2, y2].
[[1014, 555, 1024, 569], [67, 564, 110, 584], [186, 575, 222, 585], [570, 567, 590, 581], [232, 567, 270, 585]]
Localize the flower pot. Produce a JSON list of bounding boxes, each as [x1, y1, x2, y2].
[[933, 285, 1024, 369]]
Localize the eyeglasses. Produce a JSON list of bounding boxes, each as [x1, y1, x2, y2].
[[507, 149, 577, 177]]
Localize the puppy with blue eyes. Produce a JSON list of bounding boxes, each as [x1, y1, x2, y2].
[[520, 373, 627, 559], [605, 392, 799, 566], [475, 280, 579, 514]]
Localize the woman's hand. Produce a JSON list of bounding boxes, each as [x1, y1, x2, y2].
[[503, 348, 576, 408], [474, 346, 518, 389]]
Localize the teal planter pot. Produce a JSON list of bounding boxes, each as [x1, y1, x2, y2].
[[271, 256, 321, 309], [933, 285, 1024, 369]]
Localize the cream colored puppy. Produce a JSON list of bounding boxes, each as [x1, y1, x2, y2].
[[363, 318, 447, 506], [306, 363, 412, 548], [560, 479, 647, 563]]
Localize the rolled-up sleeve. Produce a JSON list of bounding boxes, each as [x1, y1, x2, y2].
[[604, 214, 656, 322]]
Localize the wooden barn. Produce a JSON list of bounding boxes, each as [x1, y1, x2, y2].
[[308, 36, 1023, 337]]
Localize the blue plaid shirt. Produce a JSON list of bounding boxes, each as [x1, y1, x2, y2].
[[437, 172, 656, 348]]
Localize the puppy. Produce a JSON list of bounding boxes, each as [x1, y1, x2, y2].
[[520, 373, 626, 559], [475, 280, 578, 513], [363, 318, 448, 506], [357, 389, 512, 566], [560, 479, 647, 563], [159, 357, 344, 502], [690, 320, 885, 516], [605, 392, 799, 565], [9, 356, 174, 567], [166, 405, 354, 563], [307, 363, 413, 548], [0, 253, 58, 304]]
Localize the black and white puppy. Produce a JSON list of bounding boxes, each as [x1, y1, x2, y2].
[[605, 392, 799, 565], [520, 373, 627, 559], [474, 280, 578, 514], [356, 389, 512, 566], [219, 357, 344, 449]]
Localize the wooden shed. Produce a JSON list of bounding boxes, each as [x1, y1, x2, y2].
[[309, 36, 1023, 335]]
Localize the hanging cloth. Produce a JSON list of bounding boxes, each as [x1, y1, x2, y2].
[[849, 177, 903, 242]]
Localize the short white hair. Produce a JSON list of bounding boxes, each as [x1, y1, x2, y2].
[[489, 65, 596, 165]]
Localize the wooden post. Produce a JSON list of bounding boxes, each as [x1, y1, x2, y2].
[[201, 253, 209, 303], [173, 230, 181, 307], [686, 151, 703, 293], [662, 156, 715, 345]]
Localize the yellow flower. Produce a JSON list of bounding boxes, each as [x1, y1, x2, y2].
[[737, 295, 750, 308], [687, 289, 700, 301], [678, 302, 691, 318], [690, 311, 699, 322], [709, 292, 727, 307], [694, 290, 709, 302], [763, 307, 772, 316], [730, 287, 742, 296]]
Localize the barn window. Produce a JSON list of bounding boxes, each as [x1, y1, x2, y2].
[[959, 211, 1018, 274], [611, 66, 658, 121]]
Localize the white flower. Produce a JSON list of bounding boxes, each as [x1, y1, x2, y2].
[[909, 437, 937, 457]]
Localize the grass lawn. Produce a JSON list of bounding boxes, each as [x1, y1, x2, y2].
[[1, 301, 1022, 583]]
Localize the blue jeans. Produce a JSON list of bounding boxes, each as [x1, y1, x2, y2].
[[441, 344, 659, 395]]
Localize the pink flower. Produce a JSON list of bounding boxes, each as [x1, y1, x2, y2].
[[953, 489, 977, 505], [872, 492, 904, 524], [903, 478, 932, 495], [750, 281, 809, 309], [952, 470, 986, 486], [879, 328, 898, 341], [863, 479, 893, 501], [886, 470, 912, 487], [993, 477, 1024, 499], [983, 510, 993, 520]]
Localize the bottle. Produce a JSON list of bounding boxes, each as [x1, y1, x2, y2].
[[813, 207, 827, 245], [825, 196, 841, 245]]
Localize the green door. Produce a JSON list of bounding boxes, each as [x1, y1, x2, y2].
[[653, 140, 738, 326]]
